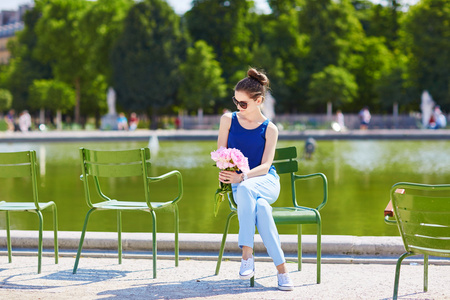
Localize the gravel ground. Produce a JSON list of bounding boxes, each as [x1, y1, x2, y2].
[[0, 255, 449, 299]]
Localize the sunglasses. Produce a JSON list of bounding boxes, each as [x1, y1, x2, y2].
[[232, 96, 249, 109]]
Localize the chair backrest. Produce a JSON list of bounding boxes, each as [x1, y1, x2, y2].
[[226, 147, 298, 209], [273, 146, 298, 175], [391, 183, 450, 258], [80, 147, 151, 207], [0, 150, 40, 208], [273, 146, 299, 206]]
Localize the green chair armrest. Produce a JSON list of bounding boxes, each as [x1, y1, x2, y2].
[[148, 170, 183, 205], [384, 215, 397, 225], [293, 172, 328, 211], [384, 200, 397, 225]]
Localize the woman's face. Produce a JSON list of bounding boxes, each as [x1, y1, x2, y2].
[[233, 90, 261, 113]]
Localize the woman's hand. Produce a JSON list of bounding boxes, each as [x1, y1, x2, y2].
[[219, 170, 242, 184]]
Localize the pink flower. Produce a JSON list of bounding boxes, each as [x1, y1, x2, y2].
[[211, 147, 249, 216], [211, 147, 249, 173]]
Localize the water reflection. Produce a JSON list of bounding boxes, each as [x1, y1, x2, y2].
[[0, 140, 449, 236]]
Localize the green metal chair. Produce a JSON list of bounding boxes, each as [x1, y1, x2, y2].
[[73, 147, 183, 278], [215, 146, 328, 284], [0, 150, 58, 274], [384, 182, 450, 300]]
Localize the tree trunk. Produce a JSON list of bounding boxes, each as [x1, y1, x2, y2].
[[198, 107, 203, 125], [74, 78, 81, 124], [39, 108, 45, 125], [56, 109, 62, 130], [150, 106, 158, 129], [327, 102, 332, 121], [393, 102, 398, 129], [95, 110, 100, 129]]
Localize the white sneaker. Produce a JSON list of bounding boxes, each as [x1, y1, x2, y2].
[[239, 256, 254, 279], [277, 272, 294, 291]]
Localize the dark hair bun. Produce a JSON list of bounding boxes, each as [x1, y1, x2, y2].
[[248, 68, 269, 87]]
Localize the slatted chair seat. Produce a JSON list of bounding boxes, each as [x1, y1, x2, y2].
[[92, 200, 174, 210], [384, 182, 450, 299], [272, 207, 319, 224], [0, 150, 58, 274], [72, 147, 183, 279], [0, 202, 56, 211], [215, 146, 328, 285]]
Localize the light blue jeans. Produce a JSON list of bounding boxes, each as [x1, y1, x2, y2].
[[232, 168, 285, 266]]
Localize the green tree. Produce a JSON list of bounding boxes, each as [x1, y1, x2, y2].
[[78, 0, 133, 125], [3, 5, 52, 112], [178, 40, 227, 114], [345, 36, 394, 111], [254, 2, 308, 113], [352, 0, 405, 50], [376, 54, 417, 114], [298, 0, 365, 112], [400, 0, 450, 107], [268, 0, 301, 16], [34, 0, 90, 124], [307, 65, 358, 116], [299, 0, 365, 74], [111, 0, 187, 128], [29, 79, 76, 129], [80, 0, 133, 84], [185, 0, 253, 84], [0, 89, 13, 112]]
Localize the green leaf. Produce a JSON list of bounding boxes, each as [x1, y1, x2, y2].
[[213, 182, 234, 217]]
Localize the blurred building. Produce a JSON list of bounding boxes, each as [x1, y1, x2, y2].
[[0, 3, 33, 64]]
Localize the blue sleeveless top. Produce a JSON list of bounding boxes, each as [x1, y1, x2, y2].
[[228, 112, 270, 170]]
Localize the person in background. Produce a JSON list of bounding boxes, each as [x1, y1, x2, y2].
[[216, 68, 294, 291], [129, 112, 139, 131], [359, 106, 371, 130], [5, 109, 16, 132], [430, 105, 447, 129], [19, 110, 32, 132], [117, 112, 128, 130], [336, 110, 345, 130]]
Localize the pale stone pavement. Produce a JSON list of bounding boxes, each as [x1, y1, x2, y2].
[[0, 253, 449, 300]]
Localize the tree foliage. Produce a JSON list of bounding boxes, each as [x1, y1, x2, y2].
[[401, 0, 450, 106], [375, 54, 417, 112], [0, 89, 13, 112], [111, 0, 187, 118], [80, 0, 133, 85], [178, 41, 227, 113], [185, 0, 253, 84], [28, 79, 75, 112], [34, 0, 90, 123], [255, 3, 308, 112], [3, 5, 52, 112], [0, 0, 448, 123], [308, 65, 358, 111]]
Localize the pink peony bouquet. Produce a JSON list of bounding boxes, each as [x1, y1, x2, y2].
[[211, 147, 249, 216]]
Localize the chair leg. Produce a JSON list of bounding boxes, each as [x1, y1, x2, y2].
[[36, 210, 44, 274], [174, 205, 179, 267], [250, 249, 255, 287], [393, 252, 414, 300], [52, 203, 59, 264], [215, 211, 236, 275], [117, 211, 122, 264], [297, 224, 302, 271], [317, 218, 322, 284], [6, 211, 11, 263], [423, 254, 428, 292], [73, 208, 95, 274], [151, 210, 157, 279]]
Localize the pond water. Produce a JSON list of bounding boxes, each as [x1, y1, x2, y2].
[[1, 139, 449, 236]]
